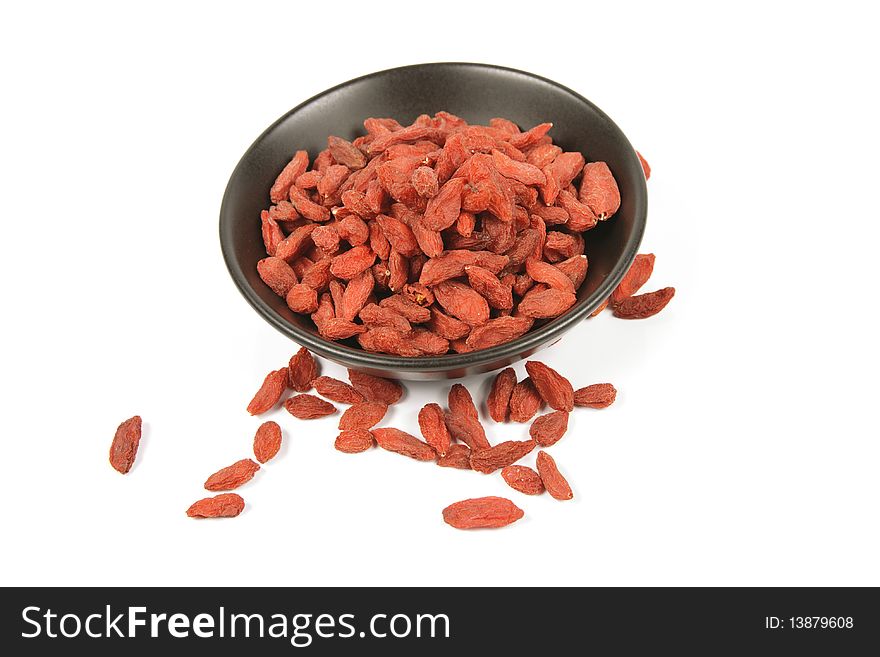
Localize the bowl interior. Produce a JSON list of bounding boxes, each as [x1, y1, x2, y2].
[[220, 63, 646, 379]]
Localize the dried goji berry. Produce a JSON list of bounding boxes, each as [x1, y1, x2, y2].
[[448, 384, 479, 422], [284, 394, 337, 419], [418, 403, 451, 457], [464, 265, 514, 310], [436, 444, 472, 469], [525, 361, 574, 412], [610, 253, 655, 306], [518, 287, 576, 319], [285, 283, 319, 314], [253, 421, 282, 464], [509, 377, 543, 423], [469, 439, 536, 473], [311, 376, 365, 405], [578, 161, 621, 220], [372, 427, 436, 461], [270, 150, 309, 203], [109, 415, 142, 474], [487, 368, 517, 422], [422, 178, 464, 231], [247, 368, 288, 415], [379, 294, 431, 323], [261, 211, 285, 256], [442, 496, 524, 529], [288, 347, 318, 392], [574, 383, 617, 408], [187, 493, 245, 519], [612, 287, 675, 319], [411, 165, 440, 198], [536, 450, 573, 500], [335, 429, 374, 453], [339, 401, 388, 430], [555, 254, 589, 290], [427, 306, 471, 341], [433, 280, 490, 326], [204, 458, 260, 491], [444, 412, 491, 451], [330, 245, 376, 279], [529, 410, 569, 447], [465, 316, 533, 350], [347, 369, 404, 405], [328, 135, 367, 169], [501, 465, 545, 495]]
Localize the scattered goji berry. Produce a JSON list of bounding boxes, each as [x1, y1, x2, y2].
[[109, 415, 142, 474], [284, 394, 337, 419], [612, 287, 675, 319], [529, 411, 570, 447], [536, 450, 573, 500], [247, 368, 288, 415], [442, 496, 524, 529], [501, 465, 545, 495], [253, 421, 282, 464], [187, 493, 245, 519], [525, 361, 574, 412], [573, 383, 617, 408], [204, 458, 260, 491]]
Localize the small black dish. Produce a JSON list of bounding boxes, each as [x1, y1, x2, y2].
[[219, 63, 647, 380]]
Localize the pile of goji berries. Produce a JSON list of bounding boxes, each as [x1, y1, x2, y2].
[[109, 125, 676, 528], [256, 112, 673, 356], [172, 346, 612, 526]]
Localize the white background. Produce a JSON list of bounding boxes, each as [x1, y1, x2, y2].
[[1, 1, 878, 587]]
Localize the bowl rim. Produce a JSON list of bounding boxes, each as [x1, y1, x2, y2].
[[219, 62, 647, 373]]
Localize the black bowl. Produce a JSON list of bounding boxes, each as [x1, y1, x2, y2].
[[219, 63, 647, 380]]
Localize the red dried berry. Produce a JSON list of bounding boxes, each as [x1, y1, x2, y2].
[[257, 257, 298, 297], [444, 412, 491, 451], [330, 246, 377, 280], [310, 376, 364, 405], [501, 465, 545, 495], [436, 444, 473, 469], [509, 377, 543, 423], [204, 459, 260, 491], [187, 493, 245, 519], [518, 287, 577, 319], [469, 439, 536, 474], [338, 401, 388, 430], [288, 347, 319, 392], [247, 368, 288, 415], [529, 411, 569, 447], [334, 429, 374, 454], [465, 316, 533, 350], [610, 253, 656, 305], [270, 151, 309, 203], [328, 135, 367, 169], [253, 421, 282, 464], [578, 161, 621, 219], [612, 287, 675, 319], [284, 394, 337, 419], [442, 496, 524, 529], [574, 383, 618, 408], [448, 384, 479, 423], [372, 427, 437, 461], [347, 369, 404, 405], [487, 368, 517, 422], [418, 403, 452, 457], [536, 450, 573, 500], [525, 361, 574, 412], [433, 280, 490, 326], [109, 415, 142, 474]]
